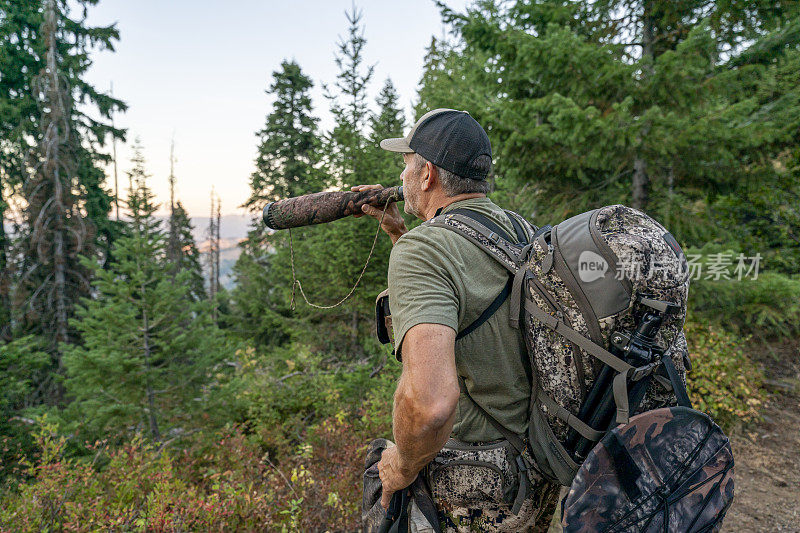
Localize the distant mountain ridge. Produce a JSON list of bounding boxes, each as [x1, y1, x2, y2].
[[157, 212, 256, 289], [154, 212, 254, 244], [3, 213, 258, 289]]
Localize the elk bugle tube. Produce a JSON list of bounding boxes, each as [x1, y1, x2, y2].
[[262, 185, 404, 230]]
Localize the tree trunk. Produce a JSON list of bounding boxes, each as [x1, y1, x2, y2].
[[208, 191, 217, 320], [215, 197, 221, 296], [632, 156, 649, 211], [53, 219, 68, 349], [665, 164, 675, 225], [350, 308, 359, 354], [167, 139, 180, 268], [0, 193, 10, 342], [632, 1, 655, 212], [142, 308, 161, 442], [43, 0, 70, 360]]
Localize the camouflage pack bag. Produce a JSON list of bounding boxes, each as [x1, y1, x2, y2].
[[424, 204, 733, 528], [561, 406, 734, 532], [428, 438, 559, 531]]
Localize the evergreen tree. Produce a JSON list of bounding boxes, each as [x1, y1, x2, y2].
[[233, 9, 404, 357], [369, 78, 406, 177], [243, 59, 324, 210], [3, 0, 125, 375], [0, 1, 41, 340], [14, 1, 94, 397], [63, 143, 225, 442], [171, 200, 206, 302], [232, 60, 323, 348], [711, 15, 800, 273], [1, 0, 125, 271], [303, 5, 383, 355], [421, 0, 800, 244], [0, 335, 49, 479], [230, 239, 295, 348], [324, 5, 374, 191], [357, 77, 407, 303]]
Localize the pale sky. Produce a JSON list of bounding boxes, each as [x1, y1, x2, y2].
[[80, 0, 471, 217]]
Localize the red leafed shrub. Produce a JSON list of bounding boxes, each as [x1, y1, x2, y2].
[[1, 412, 383, 532]]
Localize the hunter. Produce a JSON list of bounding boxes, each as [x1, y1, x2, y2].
[[356, 109, 560, 532]]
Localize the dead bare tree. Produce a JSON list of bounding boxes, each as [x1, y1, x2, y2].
[[166, 138, 180, 267], [205, 189, 222, 321], [215, 191, 221, 297], [206, 188, 217, 307], [111, 82, 120, 221]]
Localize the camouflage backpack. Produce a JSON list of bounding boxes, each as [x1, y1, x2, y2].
[[422, 204, 734, 530]]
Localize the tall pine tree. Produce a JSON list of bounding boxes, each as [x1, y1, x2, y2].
[[358, 77, 407, 306], [15, 1, 93, 402], [368, 78, 406, 179], [171, 200, 206, 302], [243, 59, 324, 210], [420, 0, 799, 250], [163, 140, 205, 301], [232, 60, 323, 348], [0, 0, 41, 341], [3, 0, 125, 394], [63, 142, 225, 442], [308, 5, 382, 354]]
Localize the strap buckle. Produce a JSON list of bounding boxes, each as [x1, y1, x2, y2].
[[631, 359, 661, 381]]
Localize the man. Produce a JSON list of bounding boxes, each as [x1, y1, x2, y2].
[[355, 109, 560, 532]]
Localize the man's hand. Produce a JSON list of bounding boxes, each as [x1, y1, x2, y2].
[[377, 444, 418, 509], [351, 184, 407, 244]]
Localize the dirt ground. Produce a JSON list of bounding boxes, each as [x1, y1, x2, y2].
[[547, 337, 800, 532], [724, 338, 800, 532]]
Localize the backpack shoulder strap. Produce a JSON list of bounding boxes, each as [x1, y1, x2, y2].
[[426, 211, 522, 273], [456, 277, 513, 341], [447, 208, 519, 243], [504, 209, 536, 244], [427, 208, 526, 338], [434, 209, 515, 339]]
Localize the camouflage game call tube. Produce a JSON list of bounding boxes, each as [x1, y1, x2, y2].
[[262, 185, 403, 230]]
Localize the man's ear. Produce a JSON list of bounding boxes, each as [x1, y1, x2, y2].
[[420, 161, 437, 192]]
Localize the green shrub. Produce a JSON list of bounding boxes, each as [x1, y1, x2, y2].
[[215, 340, 397, 458], [1, 418, 272, 531], [686, 244, 800, 340], [0, 335, 51, 482], [684, 321, 765, 431]]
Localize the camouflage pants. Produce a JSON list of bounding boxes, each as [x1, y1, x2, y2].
[[429, 439, 561, 533]]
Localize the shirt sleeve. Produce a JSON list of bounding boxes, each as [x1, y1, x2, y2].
[[387, 228, 462, 357]]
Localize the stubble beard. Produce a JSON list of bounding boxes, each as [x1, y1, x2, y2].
[[403, 184, 423, 220], [402, 169, 425, 220]]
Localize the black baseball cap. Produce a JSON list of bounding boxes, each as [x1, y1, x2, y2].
[[379, 108, 492, 181]]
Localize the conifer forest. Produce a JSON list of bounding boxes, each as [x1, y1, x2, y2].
[[1, 1, 799, 531]]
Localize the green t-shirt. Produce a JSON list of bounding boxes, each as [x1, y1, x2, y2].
[[387, 197, 531, 442]]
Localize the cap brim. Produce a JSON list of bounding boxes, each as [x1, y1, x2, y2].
[[379, 137, 413, 153]]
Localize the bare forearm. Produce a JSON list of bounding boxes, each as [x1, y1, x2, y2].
[[377, 322, 459, 508], [392, 377, 457, 475]]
